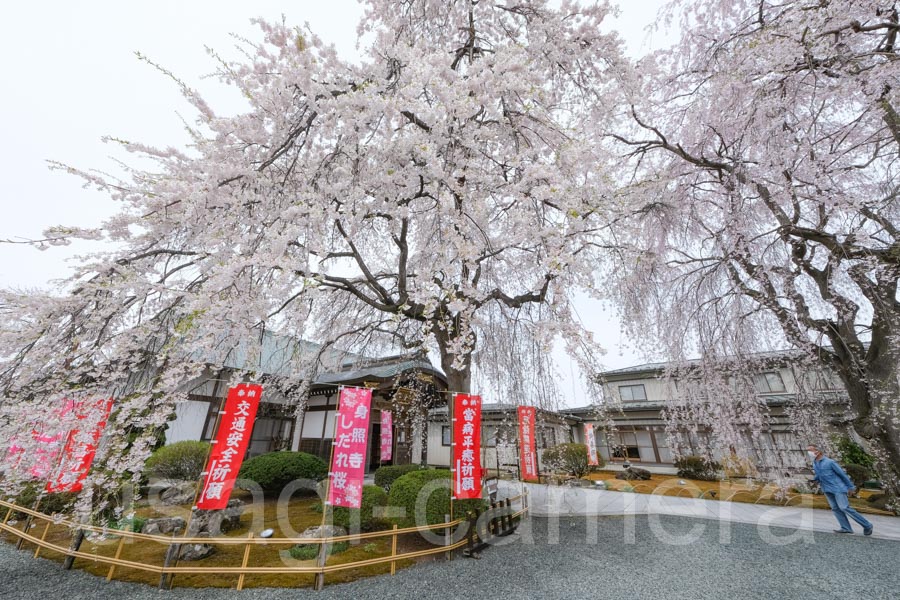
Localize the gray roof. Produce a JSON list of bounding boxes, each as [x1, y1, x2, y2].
[[198, 330, 444, 385]]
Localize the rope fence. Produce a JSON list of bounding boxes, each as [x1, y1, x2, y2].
[[0, 491, 528, 591]]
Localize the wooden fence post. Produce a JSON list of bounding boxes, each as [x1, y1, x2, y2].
[[236, 532, 253, 591], [390, 524, 398, 576], [63, 529, 84, 570], [444, 514, 451, 561], [106, 535, 126, 581], [33, 520, 51, 558], [314, 536, 328, 591], [159, 537, 179, 589]]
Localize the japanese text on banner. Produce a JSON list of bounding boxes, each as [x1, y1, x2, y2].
[[584, 423, 599, 466], [452, 393, 482, 500], [380, 410, 392, 462], [197, 384, 263, 510], [47, 398, 115, 493], [517, 405, 538, 481], [328, 387, 372, 509]]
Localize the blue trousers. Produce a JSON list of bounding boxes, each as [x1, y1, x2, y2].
[[824, 491, 872, 531]]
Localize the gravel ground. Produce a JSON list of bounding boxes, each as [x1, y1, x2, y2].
[[2, 515, 898, 600]]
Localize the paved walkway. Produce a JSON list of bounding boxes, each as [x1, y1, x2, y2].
[[522, 482, 900, 541]]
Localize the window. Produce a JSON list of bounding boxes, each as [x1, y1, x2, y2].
[[441, 426, 451, 446], [755, 372, 786, 393], [618, 384, 647, 401]]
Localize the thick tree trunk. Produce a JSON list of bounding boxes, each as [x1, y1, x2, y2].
[[836, 348, 900, 502]]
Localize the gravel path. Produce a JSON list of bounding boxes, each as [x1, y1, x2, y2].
[[2, 515, 898, 600]]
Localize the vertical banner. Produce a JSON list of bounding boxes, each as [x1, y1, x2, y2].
[[47, 398, 115, 493], [197, 383, 263, 510], [328, 387, 372, 509], [584, 423, 599, 466], [452, 393, 482, 500], [517, 406, 538, 481], [379, 410, 393, 462], [7, 399, 76, 480]]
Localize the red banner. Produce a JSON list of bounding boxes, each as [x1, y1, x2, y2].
[[47, 398, 114, 493], [584, 423, 599, 466], [380, 410, 392, 462], [328, 387, 372, 509], [7, 399, 76, 480], [452, 394, 482, 500], [517, 406, 538, 481], [197, 383, 263, 510]]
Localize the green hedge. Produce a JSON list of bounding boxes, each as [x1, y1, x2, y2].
[[387, 469, 485, 527], [373, 464, 423, 491], [843, 463, 871, 489], [674, 455, 722, 482], [331, 485, 389, 532], [542, 443, 601, 478], [145, 440, 211, 481], [238, 451, 328, 494]]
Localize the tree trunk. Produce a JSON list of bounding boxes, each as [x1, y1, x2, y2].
[[836, 348, 900, 502]]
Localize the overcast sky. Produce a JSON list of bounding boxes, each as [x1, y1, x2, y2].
[[0, 1, 673, 406]]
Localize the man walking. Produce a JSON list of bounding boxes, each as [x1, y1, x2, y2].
[[808, 444, 873, 535]]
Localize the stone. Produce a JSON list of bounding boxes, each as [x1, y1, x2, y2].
[[142, 517, 186, 536], [159, 481, 197, 506], [615, 467, 652, 481], [178, 534, 215, 561], [186, 499, 245, 537]]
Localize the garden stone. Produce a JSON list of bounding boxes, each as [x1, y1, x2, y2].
[[159, 481, 197, 506], [187, 499, 245, 537], [142, 517, 185, 536], [615, 467, 651, 481], [178, 533, 215, 561]]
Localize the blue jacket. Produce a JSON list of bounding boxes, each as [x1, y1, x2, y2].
[[812, 456, 855, 494]]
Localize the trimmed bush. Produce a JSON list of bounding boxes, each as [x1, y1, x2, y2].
[[10, 485, 76, 518], [387, 469, 485, 527], [331, 485, 389, 532], [238, 451, 328, 494], [843, 463, 871, 489], [289, 541, 349, 560], [373, 464, 422, 491], [674, 455, 721, 481], [543, 443, 600, 478], [145, 441, 211, 482], [833, 436, 875, 469]]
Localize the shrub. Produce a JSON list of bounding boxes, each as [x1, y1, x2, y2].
[[331, 485, 389, 532], [238, 451, 328, 494], [387, 469, 485, 527], [674, 455, 722, 482], [145, 441, 211, 482], [833, 436, 875, 469], [842, 463, 871, 489], [373, 464, 422, 491], [9, 485, 76, 518], [289, 541, 349, 560], [542, 443, 600, 478]]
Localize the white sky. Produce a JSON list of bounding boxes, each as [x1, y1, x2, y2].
[[0, 1, 673, 406]]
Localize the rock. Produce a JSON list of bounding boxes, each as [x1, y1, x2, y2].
[[142, 517, 186, 536], [178, 534, 215, 561], [159, 481, 197, 506], [300, 524, 346, 539], [615, 467, 652, 481], [299, 524, 346, 555], [187, 499, 245, 537]]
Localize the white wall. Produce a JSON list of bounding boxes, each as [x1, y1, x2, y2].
[[164, 400, 208, 444]]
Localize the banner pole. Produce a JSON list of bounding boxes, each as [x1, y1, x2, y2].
[[171, 376, 230, 590], [448, 393, 454, 523], [316, 386, 343, 591], [514, 409, 522, 482]]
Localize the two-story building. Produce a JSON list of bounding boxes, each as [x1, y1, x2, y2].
[[569, 355, 850, 474]]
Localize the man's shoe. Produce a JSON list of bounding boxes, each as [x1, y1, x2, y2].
[[864, 526, 873, 536], [833, 529, 852, 533]]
